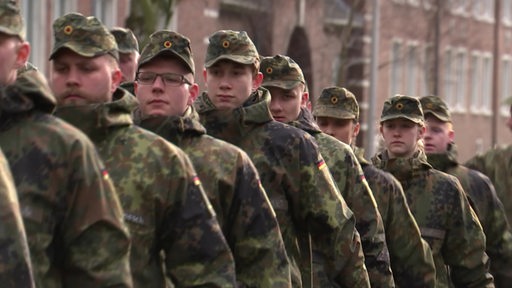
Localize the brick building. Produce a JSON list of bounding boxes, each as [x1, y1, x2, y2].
[[18, 0, 512, 161]]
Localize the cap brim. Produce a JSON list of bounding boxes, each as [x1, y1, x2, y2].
[[263, 80, 302, 90], [205, 55, 255, 68], [504, 96, 512, 106], [49, 42, 110, 60], [312, 106, 356, 120], [138, 50, 194, 74], [380, 114, 422, 124], [423, 110, 450, 122]]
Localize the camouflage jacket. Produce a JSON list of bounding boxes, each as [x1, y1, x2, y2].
[[372, 150, 494, 288], [0, 70, 132, 287], [0, 149, 35, 288], [195, 88, 369, 288], [55, 89, 236, 288], [429, 144, 512, 287], [353, 147, 436, 288], [137, 106, 291, 287], [465, 146, 512, 227], [289, 108, 393, 288]]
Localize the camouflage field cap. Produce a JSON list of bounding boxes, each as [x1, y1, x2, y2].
[[204, 30, 259, 68], [260, 55, 305, 90], [419, 95, 451, 122], [380, 94, 424, 124], [313, 86, 359, 120], [0, 0, 24, 39], [111, 27, 139, 53], [50, 13, 119, 60], [138, 30, 195, 74]]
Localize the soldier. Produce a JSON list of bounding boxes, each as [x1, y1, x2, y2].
[[372, 95, 494, 287], [465, 97, 512, 232], [0, 148, 34, 288], [134, 30, 291, 287], [194, 30, 369, 288], [313, 86, 436, 288], [0, 2, 132, 287], [421, 95, 512, 287], [111, 27, 139, 94], [260, 55, 394, 287], [50, 14, 236, 287]]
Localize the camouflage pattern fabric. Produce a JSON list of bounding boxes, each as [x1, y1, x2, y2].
[[50, 12, 119, 60], [0, 0, 24, 39], [0, 149, 35, 288], [111, 27, 139, 53], [55, 88, 236, 288], [137, 106, 292, 287], [465, 145, 512, 233], [0, 70, 132, 287], [138, 30, 195, 74], [353, 147, 436, 288], [204, 30, 259, 68], [430, 144, 512, 287], [195, 87, 370, 288], [380, 95, 424, 124], [372, 150, 494, 288], [312, 86, 359, 120], [289, 108, 394, 288]]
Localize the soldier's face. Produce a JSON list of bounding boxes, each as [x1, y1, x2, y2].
[[423, 115, 454, 153], [119, 51, 139, 82], [380, 118, 425, 158], [0, 34, 29, 86], [316, 116, 359, 145], [267, 85, 307, 123], [203, 60, 262, 110], [135, 57, 197, 117], [50, 50, 122, 106]]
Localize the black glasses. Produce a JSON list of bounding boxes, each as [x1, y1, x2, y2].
[[136, 72, 191, 86]]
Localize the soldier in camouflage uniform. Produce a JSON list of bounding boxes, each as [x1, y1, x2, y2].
[[111, 27, 139, 94], [465, 96, 512, 240], [372, 95, 494, 287], [260, 55, 394, 287], [194, 30, 369, 288], [0, 2, 132, 287], [421, 95, 512, 287], [0, 148, 34, 288], [313, 86, 436, 288], [133, 30, 291, 287], [50, 13, 236, 287]]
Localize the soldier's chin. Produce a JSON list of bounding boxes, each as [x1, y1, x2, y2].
[[61, 96, 87, 106]]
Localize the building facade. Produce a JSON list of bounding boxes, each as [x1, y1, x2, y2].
[[19, 0, 512, 161]]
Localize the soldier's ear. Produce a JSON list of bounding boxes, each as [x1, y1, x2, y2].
[[252, 71, 263, 91], [15, 41, 30, 69]]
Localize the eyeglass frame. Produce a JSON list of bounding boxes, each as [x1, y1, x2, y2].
[[135, 71, 192, 86]]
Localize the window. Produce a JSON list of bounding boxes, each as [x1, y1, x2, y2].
[[471, 53, 492, 114], [20, 0, 47, 74], [92, 0, 118, 28], [421, 44, 433, 95], [390, 40, 403, 97], [405, 44, 418, 95], [453, 50, 467, 111], [501, 57, 512, 116], [443, 48, 455, 106], [53, 0, 76, 20], [504, 0, 512, 25]]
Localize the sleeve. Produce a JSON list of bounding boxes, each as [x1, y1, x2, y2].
[[0, 150, 35, 288], [469, 171, 512, 287], [159, 150, 236, 287], [297, 138, 370, 288], [229, 151, 291, 287], [443, 178, 494, 288], [380, 173, 436, 287], [62, 138, 133, 288], [331, 146, 393, 287]]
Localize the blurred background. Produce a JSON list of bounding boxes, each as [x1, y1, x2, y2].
[[18, 0, 512, 161]]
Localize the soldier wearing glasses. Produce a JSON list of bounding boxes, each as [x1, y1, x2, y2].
[[49, 13, 236, 287]]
